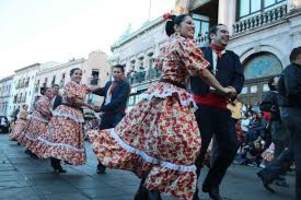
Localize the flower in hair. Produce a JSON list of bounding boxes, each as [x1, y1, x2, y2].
[[163, 12, 173, 21]]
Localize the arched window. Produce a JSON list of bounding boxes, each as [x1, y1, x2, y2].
[[243, 52, 283, 80]]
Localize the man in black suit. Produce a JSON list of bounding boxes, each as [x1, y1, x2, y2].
[[190, 24, 244, 200], [49, 84, 63, 169], [92, 64, 131, 174], [51, 84, 62, 110]]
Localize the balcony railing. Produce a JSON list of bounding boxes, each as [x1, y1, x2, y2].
[[233, 4, 288, 36], [195, 33, 209, 47], [127, 68, 161, 85]]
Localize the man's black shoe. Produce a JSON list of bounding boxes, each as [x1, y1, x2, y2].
[[24, 149, 31, 154], [202, 185, 223, 200], [208, 187, 223, 200], [257, 171, 276, 193], [274, 179, 289, 188], [96, 163, 106, 174], [134, 186, 148, 200], [147, 190, 162, 200], [202, 183, 210, 193], [192, 187, 200, 200]]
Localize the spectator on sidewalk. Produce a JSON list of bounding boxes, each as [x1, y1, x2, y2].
[[258, 47, 301, 199]]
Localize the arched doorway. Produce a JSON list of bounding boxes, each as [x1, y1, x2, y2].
[[240, 52, 283, 105]]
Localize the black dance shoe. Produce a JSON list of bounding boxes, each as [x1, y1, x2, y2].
[[53, 165, 67, 173], [192, 187, 200, 200], [257, 171, 276, 193], [96, 163, 106, 174], [134, 186, 148, 200], [203, 185, 223, 200]]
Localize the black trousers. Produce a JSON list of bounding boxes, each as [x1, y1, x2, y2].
[[194, 105, 238, 189], [270, 120, 289, 158], [97, 112, 125, 169], [99, 112, 125, 130], [262, 107, 301, 199], [134, 176, 162, 200]]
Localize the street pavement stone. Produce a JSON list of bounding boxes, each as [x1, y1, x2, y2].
[[0, 134, 295, 200]]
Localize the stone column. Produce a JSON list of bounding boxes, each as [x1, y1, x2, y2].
[[218, 0, 237, 34], [218, 0, 227, 24], [288, 0, 301, 12]]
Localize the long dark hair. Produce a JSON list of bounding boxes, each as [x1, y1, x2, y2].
[[165, 14, 190, 37]]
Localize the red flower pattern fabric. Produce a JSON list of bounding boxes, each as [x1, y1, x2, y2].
[[32, 81, 87, 165], [88, 33, 209, 200], [9, 110, 28, 140], [16, 95, 51, 149]]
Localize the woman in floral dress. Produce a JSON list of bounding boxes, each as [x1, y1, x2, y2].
[[87, 14, 234, 200], [33, 68, 93, 172], [16, 88, 53, 155], [9, 104, 28, 141]]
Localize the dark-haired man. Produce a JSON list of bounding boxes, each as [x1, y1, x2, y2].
[[258, 47, 301, 199], [190, 24, 244, 200], [92, 64, 131, 174], [51, 84, 62, 110]]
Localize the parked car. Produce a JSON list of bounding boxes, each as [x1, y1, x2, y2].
[[0, 116, 10, 133]]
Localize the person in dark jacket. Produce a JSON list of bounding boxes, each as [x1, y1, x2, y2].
[[190, 24, 244, 200], [92, 64, 131, 174], [260, 76, 289, 157], [257, 47, 301, 199], [51, 84, 63, 110]]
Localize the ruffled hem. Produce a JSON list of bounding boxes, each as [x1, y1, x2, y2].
[[9, 119, 27, 140], [15, 132, 38, 150], [32, 137, 86, 165], [88, 128, 197, 200], [53, 106, 84, 123], [142, 82, 196, 109]]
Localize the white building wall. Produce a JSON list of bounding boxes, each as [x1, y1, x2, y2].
[[36, 59, 86, 97], [228, 4, 301, 67], [0, 76, 13, 117], [35, 51, 110, 106], [111, 18, 168, 74], [8, 64, 40, 117]]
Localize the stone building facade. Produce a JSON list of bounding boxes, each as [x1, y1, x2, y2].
[[111, 0, 301, 106], [0, 75, 13, 117], [2, 50, 110, 117], [7, 63, 41, 117], [191, 0, 301, 105], [35, 50, 110, 106]]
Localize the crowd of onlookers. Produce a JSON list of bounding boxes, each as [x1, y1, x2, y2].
[[234, 105, 274, 167]]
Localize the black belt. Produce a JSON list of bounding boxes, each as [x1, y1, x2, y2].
[[159, 79, 186, 89]]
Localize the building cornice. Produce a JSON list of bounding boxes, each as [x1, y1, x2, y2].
[[14, 63, 40, 73], [111, 16, 165, 51], [37, 58, 86, 75], [0, 75, 14, 83]]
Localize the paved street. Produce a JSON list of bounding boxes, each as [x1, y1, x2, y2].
[[0, 134, 294, 200]]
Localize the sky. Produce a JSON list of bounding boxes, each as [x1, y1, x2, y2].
[[0, 0, 174, 78]]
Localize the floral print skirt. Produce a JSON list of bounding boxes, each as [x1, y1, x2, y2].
[[88, 96, 201, 200], [9, 119, 28, 141], [33, 106, 86, 165], [16, 117, 48, 150]]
